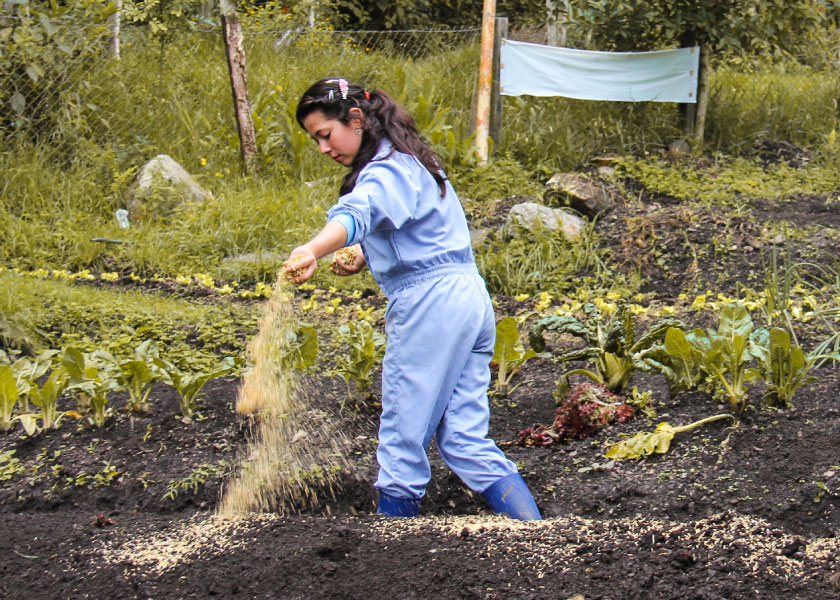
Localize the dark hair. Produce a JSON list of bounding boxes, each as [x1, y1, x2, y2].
[[295, 77, 447, 197]]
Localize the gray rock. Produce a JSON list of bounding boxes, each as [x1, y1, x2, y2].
[[544, 173, 611, 216], [669, 139, 691, 155], [127, 155, 213, 221], [504, 202, 585, 240]]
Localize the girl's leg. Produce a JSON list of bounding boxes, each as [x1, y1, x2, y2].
[[375, 275, 491, 503]]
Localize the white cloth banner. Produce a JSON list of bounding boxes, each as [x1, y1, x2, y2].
[[500, 39, 699, 103]]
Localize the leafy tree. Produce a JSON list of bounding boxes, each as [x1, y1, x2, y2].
[[0, 0, 115, 143], [567, 0, 826, 56]]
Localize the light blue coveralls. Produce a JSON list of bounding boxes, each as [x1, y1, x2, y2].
[[327, 139, 519, 503]]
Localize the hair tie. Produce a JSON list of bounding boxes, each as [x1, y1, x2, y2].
[[364, 91, 370, 101]]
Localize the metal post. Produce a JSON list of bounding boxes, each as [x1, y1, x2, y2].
[[473, 0, 496, 165], [490, 16, 507, 152]]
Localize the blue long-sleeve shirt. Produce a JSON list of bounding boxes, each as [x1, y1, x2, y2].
[[327, 139, 475, 297]]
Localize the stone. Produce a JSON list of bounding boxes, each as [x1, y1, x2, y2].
[[504, 202, 585, 240], [669, 139, 691, 155], [544, 173, 611, 217], [126, 154, 213, 221]]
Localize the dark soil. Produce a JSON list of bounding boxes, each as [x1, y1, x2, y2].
[[3, 154, 840, 600]]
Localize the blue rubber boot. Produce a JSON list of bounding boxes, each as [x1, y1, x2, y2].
[[377, 490, 421, 517], [481, 473, 542, 521]]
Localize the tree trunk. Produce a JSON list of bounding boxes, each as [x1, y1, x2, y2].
[[220, 0, 258, 176]]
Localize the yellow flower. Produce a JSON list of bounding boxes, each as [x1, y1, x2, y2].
[[200, 157, 207, 166], [514, 293, 530, 302], [690, 294, 707, 311], [100, 272, 120, 282], [175, 274, 191, 285], [217, 285, 233, 294], [254, 282, 272, 297]]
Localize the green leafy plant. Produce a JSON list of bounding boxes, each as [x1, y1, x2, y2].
[[750, 327, 840, 408], [605, 414, 734, 460], [529, 302, 684, 397], [62, 346, 120, 428], [333, 320, 385, 406], [116, 340, 166, 413], [17, 368, 73, 434], [653, 303, 767, 416], [9, 349, 60, 413], [157, 356, 237, 418], [491, 316, 542, 397], [0, 450, 24, 481], [0, 364, 20, 432]]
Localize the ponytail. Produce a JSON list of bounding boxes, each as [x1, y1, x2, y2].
[[296, 78, 447, 197]]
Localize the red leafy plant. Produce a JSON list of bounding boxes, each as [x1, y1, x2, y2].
[[518, 382, 635, 447]]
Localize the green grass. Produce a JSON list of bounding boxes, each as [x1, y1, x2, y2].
[[2, 269, 258, 369]]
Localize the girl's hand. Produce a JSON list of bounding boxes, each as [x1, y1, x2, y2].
[[283, 248, 317, 284], [330, 244, 365, 276]]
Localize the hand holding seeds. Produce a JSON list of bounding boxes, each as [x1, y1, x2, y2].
[[330, 245, 365, 276], [283, 249, 316, 284]]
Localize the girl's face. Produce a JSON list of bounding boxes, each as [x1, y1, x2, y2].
[[302, 109, 363, 167]]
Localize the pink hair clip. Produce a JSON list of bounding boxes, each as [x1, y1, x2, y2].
[[364, 91, 370, 101], [338, 78, 349, 100]]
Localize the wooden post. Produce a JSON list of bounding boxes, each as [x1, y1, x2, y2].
[[220, 0, 258, 176], [473, 0, 496, 165], [489, 16, 507, 153], [693, 45, 710, 150], [111, 0, 122, 60]]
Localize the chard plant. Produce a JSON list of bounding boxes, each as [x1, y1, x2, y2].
[[492, 316, 543, 397], [157, 356, 237, 418], [0, 364, 20, 432], [653, 303, 762, 417], [62, 346, 120, 428], [749, 327, 840, 408], [529, 302, 684, 397], [116, 340, 166, 413], [333, 320, 385, 407], [17, 368, 75, 434], [9, 350, 60, 413], [605, 413, 735, 460]]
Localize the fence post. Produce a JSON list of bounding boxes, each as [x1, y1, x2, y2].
[[220, 0, 258, 176], [693, 45, 710, 150], [473, 0, 496, 165], [490, 16, 507, 153]]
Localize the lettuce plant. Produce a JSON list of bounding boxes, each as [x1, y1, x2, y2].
[[529, 302, 684, 397], [8, 350, 59, 413]]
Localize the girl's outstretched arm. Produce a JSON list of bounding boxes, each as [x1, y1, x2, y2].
[[283, 220, 349, 284]]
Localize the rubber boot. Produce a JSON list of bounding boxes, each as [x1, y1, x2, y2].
[[481, 473, 542, 521], [377, 490, 421, 517]]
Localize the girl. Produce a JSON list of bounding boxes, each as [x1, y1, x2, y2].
[[283, 77, 541, 520]]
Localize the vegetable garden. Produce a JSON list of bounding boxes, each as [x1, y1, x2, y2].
[[3, 1, 840, 598]]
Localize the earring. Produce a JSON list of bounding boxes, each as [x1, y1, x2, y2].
[[355, 128, 362, 135]]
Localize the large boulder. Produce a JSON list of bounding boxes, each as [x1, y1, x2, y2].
[[544, 173, 611, 217], [504, 202, 585, 240], [126, 155, 212, 221]]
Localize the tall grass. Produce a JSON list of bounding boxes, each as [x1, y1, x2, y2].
[[3, 24, 840, 283], [706, 61, 840, 154]]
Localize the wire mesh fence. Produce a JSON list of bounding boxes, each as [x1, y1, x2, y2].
[[0, 15, 480, 173]]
